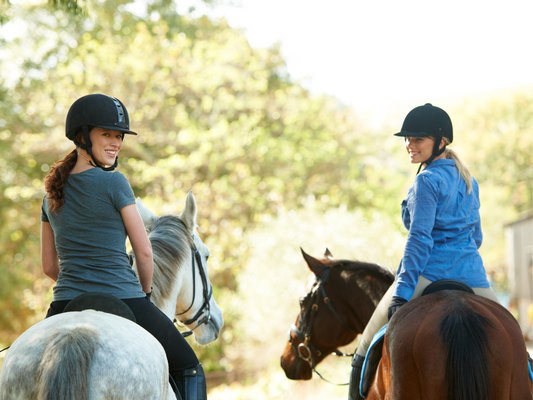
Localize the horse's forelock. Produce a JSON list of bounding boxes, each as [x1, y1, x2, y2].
[[147, 215, 193, 301]]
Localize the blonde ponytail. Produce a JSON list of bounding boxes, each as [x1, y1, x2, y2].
[[429, 136, 473, 193], [443, 139, 473, 194]]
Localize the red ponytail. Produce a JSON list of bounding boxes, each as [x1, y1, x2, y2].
[[44, 149, 78, 213]]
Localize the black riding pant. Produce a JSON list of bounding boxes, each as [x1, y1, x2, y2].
[[46, 296, 199, 376]]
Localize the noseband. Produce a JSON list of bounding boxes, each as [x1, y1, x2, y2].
[[288, 267, 354, 384], [174, 243, 213, 337]]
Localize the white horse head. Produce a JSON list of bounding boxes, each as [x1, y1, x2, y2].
[[135, 191, 224, 345]]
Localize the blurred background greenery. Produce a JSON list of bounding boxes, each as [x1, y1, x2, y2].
[[0, 0, 532, 398]]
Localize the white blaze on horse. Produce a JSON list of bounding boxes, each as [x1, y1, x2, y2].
[[0, 191, 224, 400]]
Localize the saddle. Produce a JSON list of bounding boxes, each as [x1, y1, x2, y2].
[[420, 279, 474, 296], [64, 292, 137, 322], [359, 279, 474, 397]]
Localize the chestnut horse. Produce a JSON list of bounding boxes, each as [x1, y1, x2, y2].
[[281, 249, 533, 400]]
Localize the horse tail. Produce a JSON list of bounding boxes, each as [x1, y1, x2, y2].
[[438, 299, 493, 400], [38, 326, 100, 400]]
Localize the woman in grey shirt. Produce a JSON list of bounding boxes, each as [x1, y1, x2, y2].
[[41, 94, 204, 400]]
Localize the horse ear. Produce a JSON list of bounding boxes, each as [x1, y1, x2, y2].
[[301, 248, 328, 279], [324, 248, 334, 260], [136, 197, 157, 225], [179, 191, 197, 234]]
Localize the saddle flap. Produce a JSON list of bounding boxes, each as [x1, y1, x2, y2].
[[361, 324, 387, 397]]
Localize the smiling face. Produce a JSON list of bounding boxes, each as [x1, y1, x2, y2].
[[89, 127, 124, 166], [405, 136, 435, 164], [405, 136, 446, 165]]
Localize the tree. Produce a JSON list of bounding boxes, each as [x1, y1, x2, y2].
[[0, 1, 406, 368]]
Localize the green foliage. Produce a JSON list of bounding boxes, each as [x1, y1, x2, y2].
[[47, 0, 84, 15], [460, 94, 533, 215], [453, 93, 533, 272], [0, 1, 406, 369]]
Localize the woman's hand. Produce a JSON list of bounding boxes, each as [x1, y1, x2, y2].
[[388, 296, 408, 320]]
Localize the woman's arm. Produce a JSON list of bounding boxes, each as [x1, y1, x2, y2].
[[41, 221, 59, 281], [473, 219, 483, 249], [120, 203, 153, 293], [394, 175, 438, 301]]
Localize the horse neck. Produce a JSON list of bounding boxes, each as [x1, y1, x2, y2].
[[146, 215, 194, 320], [333, 264, 393, 332], [151, 250, 191, 321], [157, 281, 182, 321]]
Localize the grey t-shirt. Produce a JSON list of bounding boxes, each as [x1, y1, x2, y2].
[[41, 168, 145, 301]]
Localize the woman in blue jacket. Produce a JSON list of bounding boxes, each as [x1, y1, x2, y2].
[[348, 103, 500, 400]]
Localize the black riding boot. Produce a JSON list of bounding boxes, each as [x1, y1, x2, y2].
[[348, 353, 365, 400], [171, 364, 207, 400]]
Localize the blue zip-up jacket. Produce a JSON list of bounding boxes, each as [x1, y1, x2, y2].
[[393, 159, 490, 301]]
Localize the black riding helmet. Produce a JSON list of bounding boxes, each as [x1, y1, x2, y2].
[[65, 94, 137, 171], [394, 103, 453, 173]]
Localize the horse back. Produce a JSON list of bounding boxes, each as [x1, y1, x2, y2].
[[0, 311, 172, 400], [368, 291, 532, 400]]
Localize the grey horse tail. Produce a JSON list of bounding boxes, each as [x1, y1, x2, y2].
[[38, 327, 100, 400]]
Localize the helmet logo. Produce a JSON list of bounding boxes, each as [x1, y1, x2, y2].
[[108, 96, 126, 125]]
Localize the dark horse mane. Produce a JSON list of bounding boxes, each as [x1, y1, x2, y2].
[[323, 258, 395, 306]]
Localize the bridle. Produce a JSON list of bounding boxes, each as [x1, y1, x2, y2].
[[129, 229, 214, 338], [288, 267, 355, 385], [174, 242, 213, 337]]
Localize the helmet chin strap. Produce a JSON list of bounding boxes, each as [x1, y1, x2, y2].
[[79, 126, 119, 172], [87, 151, 118, 171], [416, 135, 446, 174]]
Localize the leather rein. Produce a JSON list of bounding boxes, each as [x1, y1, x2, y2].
[[174, 242, 213, 337], [288, 267, 355, 385]]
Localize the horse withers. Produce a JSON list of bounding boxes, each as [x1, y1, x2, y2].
[[0, 191, 223, 400]]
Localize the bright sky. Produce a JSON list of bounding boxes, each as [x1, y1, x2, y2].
[[179, 0, 533, 109]]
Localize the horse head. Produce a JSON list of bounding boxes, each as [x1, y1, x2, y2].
[[134, 191, 224, 345], [280, 248, 394, 380]]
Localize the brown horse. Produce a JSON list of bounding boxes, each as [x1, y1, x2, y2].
[[280, 248, 394, 380], [373, 290, 533, 400], [281, 249, 533, 400]]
